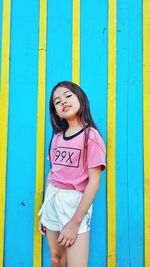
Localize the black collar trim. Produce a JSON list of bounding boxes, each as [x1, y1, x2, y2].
[[63, 125, 89, 140]]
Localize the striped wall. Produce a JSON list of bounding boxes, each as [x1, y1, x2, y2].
[[0, 0, 149, 266]]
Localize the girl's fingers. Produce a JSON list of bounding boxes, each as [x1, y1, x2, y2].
[[41, 227, 46, 235], [65, 238, 76, 248], [57, 233, 64, 243], [65, 240, 71, 247], [60, 238, 67, 246], [38, 222, 46, 235], [70, 238, 76, 246]]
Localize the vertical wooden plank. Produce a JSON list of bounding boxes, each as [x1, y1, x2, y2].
[[0, 0, 11, 266], [143, 1, 150, 266], [4, 0, 39, 265], [72, 0, 80, 84], [107, 0, 116, 266], [127, 0, 143, 266], [80, 0, 108, 265], [33, 0, 47, 266], [116, 1, 130, 266]]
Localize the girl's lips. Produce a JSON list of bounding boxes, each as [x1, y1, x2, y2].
[[63, 105, 71, 112]]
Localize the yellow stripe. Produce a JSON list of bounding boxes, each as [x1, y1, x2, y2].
[[143, 1, 150, 266], [107, 0, 116, 266], [0, 0, 11, 266], [72, 0, 80, 84], [33, 0, 47, 266]]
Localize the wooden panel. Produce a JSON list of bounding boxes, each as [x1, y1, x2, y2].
[[127, 0, 143, 266], [0, 0, 146, 266], [3, 0, 39, 266], [80, 0, 108, 265], [116, 1, 130, 266]]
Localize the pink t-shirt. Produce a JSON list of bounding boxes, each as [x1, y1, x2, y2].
[[47, 127, 106, 192]]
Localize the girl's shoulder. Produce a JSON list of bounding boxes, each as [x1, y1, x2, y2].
[[55, 131, 63, 138], [52, 131, 63, 142], [88, 127, 101, 140], [87, 127, 106, 151]]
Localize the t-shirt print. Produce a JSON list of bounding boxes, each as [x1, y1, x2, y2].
[[53, 146, 81, 168]]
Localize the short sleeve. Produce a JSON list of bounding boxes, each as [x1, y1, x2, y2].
[[46, 134, 56, 162], [87, 129, 106, 171]]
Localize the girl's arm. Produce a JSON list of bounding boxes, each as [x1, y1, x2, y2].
[[57, 166, 101, 247], [72, 166, 101, 224]]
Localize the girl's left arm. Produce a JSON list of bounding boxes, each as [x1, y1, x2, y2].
[[72, 166, 101, 224], [57, 166, 101, 247]]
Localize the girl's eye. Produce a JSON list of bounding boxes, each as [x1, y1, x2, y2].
[[55, 101, 61, 105], [66, 95, 72, 98]]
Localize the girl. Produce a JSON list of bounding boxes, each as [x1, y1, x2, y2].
[[38, 81, 106, 267]]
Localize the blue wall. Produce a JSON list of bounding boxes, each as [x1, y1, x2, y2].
[[0, 0, 144, 266]]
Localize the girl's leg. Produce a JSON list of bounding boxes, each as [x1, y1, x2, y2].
[[66, 232, 89, 267], [46, 229, 67, 267]]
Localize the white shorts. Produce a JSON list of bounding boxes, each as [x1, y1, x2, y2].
[[38, 183, 93, 234]]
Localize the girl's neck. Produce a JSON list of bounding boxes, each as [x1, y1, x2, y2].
[[67, 118, 83, 129]]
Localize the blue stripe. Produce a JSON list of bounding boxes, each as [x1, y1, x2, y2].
[[116, 0, 131, 266], [127, 0, 144, 266], [80, 0, 108, 266], [4, 0, 39, 265], [117, 1, 144, 266], [117, 0, 143, 266]]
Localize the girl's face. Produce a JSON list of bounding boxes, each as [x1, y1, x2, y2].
[[53, 86, 80, 121]]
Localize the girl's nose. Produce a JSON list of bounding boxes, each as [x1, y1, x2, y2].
[[62, 99, 67, 105]]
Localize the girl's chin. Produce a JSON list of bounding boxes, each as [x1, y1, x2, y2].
[[62, 114, 77, 120]]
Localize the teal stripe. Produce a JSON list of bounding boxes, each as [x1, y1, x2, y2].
[[80, 0, 108, 266], [117, 0, 143, 266], [116, 0, 130, 266], [127, 0, 143, 266], [4, 0, 39, 265]]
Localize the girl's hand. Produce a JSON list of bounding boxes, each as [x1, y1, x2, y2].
[[57, 219, 79, 247], [38, 221, 46, 235]]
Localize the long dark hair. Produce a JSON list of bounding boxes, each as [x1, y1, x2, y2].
[[48, 81, 101, 166]]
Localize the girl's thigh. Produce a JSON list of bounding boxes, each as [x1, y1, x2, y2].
[[46, 229, 67, 265], [66, 232, 89, 267]]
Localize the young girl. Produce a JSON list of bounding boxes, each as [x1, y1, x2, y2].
[[38, 81, 106, 267]]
